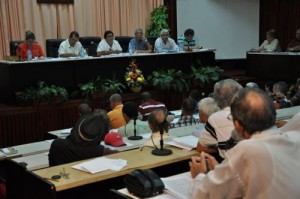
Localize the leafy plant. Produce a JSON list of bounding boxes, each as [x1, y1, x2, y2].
[[79, 76, 125, 99], [147, 69, 189, 92], [147, 5, 169, 36], [190, 66, 223, 88], [17, 81, 69, 105]]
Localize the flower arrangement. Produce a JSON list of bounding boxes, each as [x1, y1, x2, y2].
[[125, 59, 146, 88]]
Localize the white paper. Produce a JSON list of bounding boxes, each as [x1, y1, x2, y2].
[[72, 157, 127, 174], [61, 128, 72, 134], [162, 172, 192, 199], [165, 135, 198, 150]]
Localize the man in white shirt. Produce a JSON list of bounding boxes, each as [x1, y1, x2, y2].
[[96, 30, 122, 56], [154, 29, 178, 52], [197, 79, 242, 159], [58, 31, 84, 57], [189, 88, 300, 199]]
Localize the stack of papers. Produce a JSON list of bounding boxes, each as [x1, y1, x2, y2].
[[162, 172, 192, 199], [166, 135, 198, 150], [72, 157, 127, 174]]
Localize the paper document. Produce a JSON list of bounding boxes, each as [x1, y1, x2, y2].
[[166, 135, 198, 150], [72, 157, 127, 174], [162, 172, 192, 199]]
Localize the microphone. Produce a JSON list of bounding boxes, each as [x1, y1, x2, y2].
[[152, 121, 172, 156], [128, 118, 143, 140], [90, 41, 98, 46]]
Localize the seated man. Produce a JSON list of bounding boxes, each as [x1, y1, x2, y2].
[[48, 112, 116, 166], [58, 31, 85, 57], [138, 92, 167, 121], [154, 29, 178, 52], [286, 28, 300, 52], [177, 28, 202, 51], [189, 88, 300, 198], [128, 28, 152, 53], [96, 30, 122, 56], [118, 101, 151, 137], [197, 79, 242, 158], [170, 98, 199, 128], [193, 97, 220, 137], [273, 81, 291, 109], [107, 93, 126, 129], [78, 103, 91, 116]]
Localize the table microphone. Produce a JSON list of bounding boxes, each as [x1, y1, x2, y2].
[[152, 121, 172, 156], [128, 118, 143, 140]]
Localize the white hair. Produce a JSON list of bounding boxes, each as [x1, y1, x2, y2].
[[160, 29, 169, 35], [198, 97, 220, 117]]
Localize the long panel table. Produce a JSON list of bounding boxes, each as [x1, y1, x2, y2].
[[0, 49, 215, 104], [246, 52, 300, 82]]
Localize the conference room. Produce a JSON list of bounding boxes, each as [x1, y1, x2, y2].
[[1, 0, 300, 198]]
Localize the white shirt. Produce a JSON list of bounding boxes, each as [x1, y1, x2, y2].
[[191, 127, 300, 199], [280, 112, 300, 132], [154, 37, 178, 52], [96, 39, 122, 52], [258, 39, 280, 52], [198, 107, 234, 157], [58, 39, 83, 56]]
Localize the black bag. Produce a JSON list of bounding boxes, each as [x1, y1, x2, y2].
[[123, 169, 165, 198]]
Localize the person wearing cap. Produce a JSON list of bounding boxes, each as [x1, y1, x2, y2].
[[48, 112, 117, 166], [107, 93, 126, 129], [142, 109, 170, 148], [16, 30, 44, 60], [118, 101, 151, 138]]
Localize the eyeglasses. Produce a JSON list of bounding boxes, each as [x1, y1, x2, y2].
[[227, 113, 233, 121]]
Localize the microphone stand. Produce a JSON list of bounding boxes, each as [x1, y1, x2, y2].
[[128, 118, 143, 140], [152, 124, 172, 156]]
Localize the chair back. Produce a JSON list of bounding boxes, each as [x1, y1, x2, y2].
[[46, 39, 65, 58], [147, 36, 158, 51], [79, 36, 101, 56], [115, 36, 134, 52], [9, 40, 24, 56]]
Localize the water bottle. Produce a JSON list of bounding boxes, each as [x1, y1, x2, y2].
[[27, 49, 32, 61], [79, 47, 85, 58], [128, 43, 133, 55], [178, 43, 184, 52]]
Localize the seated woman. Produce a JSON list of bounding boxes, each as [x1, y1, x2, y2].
[[48, 112, 117, 166], [16, 30, 44, 60], [96, 30, 122, 56], [253, 29, 281, 52], [142, 109, 170, 148]]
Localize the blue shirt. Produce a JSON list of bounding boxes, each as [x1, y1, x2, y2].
[[129, 38, 148, 50]]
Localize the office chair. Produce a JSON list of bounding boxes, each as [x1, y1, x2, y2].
[[115, 36, 134, 52], [79, 36, 101, 56], [46, 38, 65, 58], [9, 40, 24, 56]]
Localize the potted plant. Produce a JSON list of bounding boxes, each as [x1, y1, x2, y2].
[[147, 5, 169, 36], [190, 66, 223, 89], [78, 76, 125, 99], [147, 68, 189, 92], [125, 59, 146, 92], [17, 81, 69, 105]]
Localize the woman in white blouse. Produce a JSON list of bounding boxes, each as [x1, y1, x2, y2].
[[97, 30, 122, 56], [254, 29, 281, 52]]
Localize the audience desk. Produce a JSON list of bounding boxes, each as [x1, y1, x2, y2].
[[0, 49, 215, 104], [246, 52, 300, 82]]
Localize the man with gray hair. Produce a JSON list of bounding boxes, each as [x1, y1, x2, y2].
[[154, 29, 178, 52], [197, 79, 243, 159], [129, 28, 152, 53]]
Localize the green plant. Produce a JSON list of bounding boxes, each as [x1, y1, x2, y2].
[[79, 76, 125, 99], [147, 69, 189, 92], [147, 5, 169, 36], [190, 66, 223, 88], [17, 81, 69, 105]]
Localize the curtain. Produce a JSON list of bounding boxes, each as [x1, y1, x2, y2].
[[0, 0, 163, 60]]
